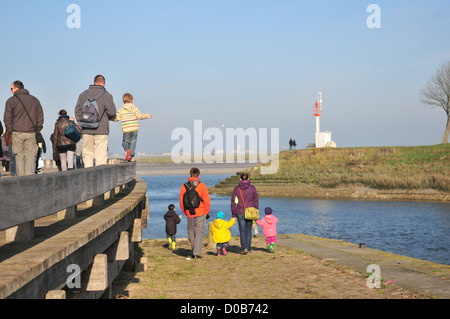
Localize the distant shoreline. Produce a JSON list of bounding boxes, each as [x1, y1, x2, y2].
[[136, 162, 256, 176]]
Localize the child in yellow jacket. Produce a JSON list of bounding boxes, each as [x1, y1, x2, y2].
[[211, 211, 236, 256]]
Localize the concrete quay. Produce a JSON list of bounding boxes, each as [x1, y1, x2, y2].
[[0, 177, 148, 299], [277, 234, 450, 299]]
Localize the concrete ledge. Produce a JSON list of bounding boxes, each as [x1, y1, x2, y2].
[[0, 177, 147, 299], [278, 233, 450, 299]]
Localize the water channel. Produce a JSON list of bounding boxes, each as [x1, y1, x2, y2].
[[140, 174, 450, 265]]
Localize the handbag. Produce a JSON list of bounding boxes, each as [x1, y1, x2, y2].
[[15, 96, 46, 153], [64, 120, 82, 142], [238, 188, 259, 220]]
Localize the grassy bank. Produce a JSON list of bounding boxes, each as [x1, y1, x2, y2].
[[209, 145, 450, 200]]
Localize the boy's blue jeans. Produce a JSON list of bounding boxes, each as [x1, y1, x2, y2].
[[122, 131, 138, 157]]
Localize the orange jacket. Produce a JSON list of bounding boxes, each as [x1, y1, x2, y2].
[[179, 177, 211, 217]]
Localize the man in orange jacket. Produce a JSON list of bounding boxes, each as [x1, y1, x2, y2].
[[179, 167, 211, 259]]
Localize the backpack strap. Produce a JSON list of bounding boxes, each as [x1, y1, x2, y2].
[[184, 182, 203, 202], [85, 89, 106, 101]]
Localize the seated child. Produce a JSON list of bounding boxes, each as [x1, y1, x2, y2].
[[164, 204, 182, 250], [255, 207, 278, 253], [211, 211, 236, 256]]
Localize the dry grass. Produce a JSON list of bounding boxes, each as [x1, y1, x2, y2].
[[112, 237, 426, 299]]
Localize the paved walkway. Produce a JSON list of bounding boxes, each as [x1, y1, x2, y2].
[[277, 234, 450, 299]]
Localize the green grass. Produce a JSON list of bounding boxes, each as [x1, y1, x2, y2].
[[243, 144, 450, 191]]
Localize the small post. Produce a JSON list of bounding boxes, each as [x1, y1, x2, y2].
[[135, 257, 148, 272], [207, 221, 214, 248]]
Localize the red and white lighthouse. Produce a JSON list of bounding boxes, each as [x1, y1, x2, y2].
[[312, 92, 336, 148]]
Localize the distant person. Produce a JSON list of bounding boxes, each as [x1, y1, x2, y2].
[[115, 92, 151, 161], [231, 173, 259, 254], [52, 109, 81, 171], [255, 207, 278, 253], [179, 167, 211, 259], [211, 211, 236, 256], [74, 75, 116, 167], [4, 80, 44, 176], [164, 204, 182, 250]]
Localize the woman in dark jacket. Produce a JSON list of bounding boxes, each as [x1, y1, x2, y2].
[[53, 109, 80, 171], [231, 173, 259, 254]]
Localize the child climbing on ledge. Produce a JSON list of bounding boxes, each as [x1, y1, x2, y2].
[[255, 207, 278, 253], [115, 92, 152, 161]]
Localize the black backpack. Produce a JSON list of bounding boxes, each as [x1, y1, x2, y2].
[[183, 181, 203, 215]]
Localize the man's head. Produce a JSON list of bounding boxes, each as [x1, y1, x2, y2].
[[10, 80, 24, 95], [190, 167, 200, 177], [94, 75, 105, 86]]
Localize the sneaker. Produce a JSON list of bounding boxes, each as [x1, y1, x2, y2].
[[126, 149, 131, 161], [241, 249, 248, 255]]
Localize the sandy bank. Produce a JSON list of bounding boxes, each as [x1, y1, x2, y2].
[[136, 162, 256, 176]]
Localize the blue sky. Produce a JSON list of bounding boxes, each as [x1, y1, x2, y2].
[[1, 0, 449, 155]]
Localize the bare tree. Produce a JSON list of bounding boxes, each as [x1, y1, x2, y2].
[[420, 60, 450, 144]]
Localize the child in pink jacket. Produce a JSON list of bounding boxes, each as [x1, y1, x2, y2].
[[255, 207, 278, 253]]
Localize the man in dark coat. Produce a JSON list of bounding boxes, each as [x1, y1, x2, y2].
[[4, 81, 44, 176]]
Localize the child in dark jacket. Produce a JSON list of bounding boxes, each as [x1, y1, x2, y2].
[[164, 204, 182, 250]]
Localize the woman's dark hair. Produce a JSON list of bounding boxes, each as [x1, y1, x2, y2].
[[59, 109, 67, 116], [240, 173, 249, 180]]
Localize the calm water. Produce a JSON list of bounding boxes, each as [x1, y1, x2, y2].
[[140, 175, 450, 265]]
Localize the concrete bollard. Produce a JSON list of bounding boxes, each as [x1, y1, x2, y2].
[[86, 254, 108, 291], [131, 218, 142, 242], [57, 205, 77, 220], [46, 290, 66, 299], [135, 257, 148, 272], [207, 221, 214, 248], [5, 221, 34, 242], [116, 231, 130, 261]]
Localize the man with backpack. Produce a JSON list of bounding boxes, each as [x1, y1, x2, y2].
[[74, 75, 116, 167], [179, 167, 211, 259]]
